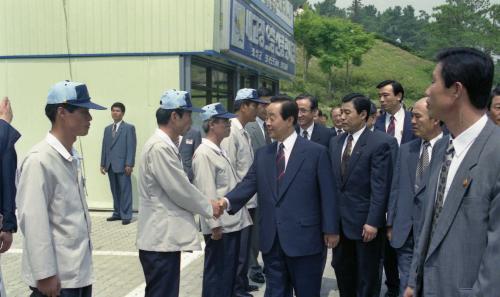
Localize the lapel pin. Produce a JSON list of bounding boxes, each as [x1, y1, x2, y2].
[[463, 178, 469, 188]]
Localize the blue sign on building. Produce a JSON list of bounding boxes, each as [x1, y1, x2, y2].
[[229, 0, 296, 76]]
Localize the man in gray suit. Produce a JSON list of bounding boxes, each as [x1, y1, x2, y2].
[[387, 97, 443, 295], [404, 47, 500, 297], [244, 87, 272, 285], [100, 102, 137, 225]]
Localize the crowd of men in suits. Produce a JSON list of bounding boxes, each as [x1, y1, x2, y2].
[[0, 46, 499, 297]]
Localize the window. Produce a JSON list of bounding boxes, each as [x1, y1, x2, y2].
[[190, 61, 234, 111]]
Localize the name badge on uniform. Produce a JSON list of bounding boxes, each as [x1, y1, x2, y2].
[[186, 139, 193, 145]]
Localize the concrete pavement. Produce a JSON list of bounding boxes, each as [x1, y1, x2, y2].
[[2, 212, 341, 297]]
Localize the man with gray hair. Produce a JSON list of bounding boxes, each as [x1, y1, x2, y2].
[[192, 102, 252, 297]]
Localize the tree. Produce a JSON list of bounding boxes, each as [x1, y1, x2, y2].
[[424, 0, 500, 57], [294, 9, 324, 81], [314, 0, 346, 18], [313, 17, 374, 96], [289, 0, 307, 10], [348, 0, 363, 23]]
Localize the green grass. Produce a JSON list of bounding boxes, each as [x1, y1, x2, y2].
[[281, 39, 435, 113]]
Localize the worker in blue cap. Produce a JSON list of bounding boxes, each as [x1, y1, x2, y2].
[[136, 89, 222, 297], [17, 80, 106, 297]]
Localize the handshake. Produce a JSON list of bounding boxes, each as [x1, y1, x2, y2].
[[210, 198, 228, 219]]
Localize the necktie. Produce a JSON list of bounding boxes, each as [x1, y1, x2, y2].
[[415, 141, 431, 186], [430, 140, 455, 237], [302, 130, 309, 139], [173, 136, 180, 147], [263, 122, 271, 144], [341, 135, 353, 181], [112, 123, 117, 138], [276, 143, 285, 191], [387, 115, 395, 136]]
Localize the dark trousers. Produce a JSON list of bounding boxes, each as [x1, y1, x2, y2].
[[262, 236, 323, 297], [108, 167, 132, 220], [382, 237, 400, 296], [202, 231, 241, 297], [30, 285, 92, 297], [396, 230, 415, 295], [248, 208, 263, 276], [139, 250, 180, 297], [235, 224, 252, 294], [332, 231, 383, 297]]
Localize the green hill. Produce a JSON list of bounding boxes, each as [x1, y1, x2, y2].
[[281, 39, 435, 112]]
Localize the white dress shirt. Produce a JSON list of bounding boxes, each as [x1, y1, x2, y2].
[[341, 125, 366, 158], [299, 122, 314, 140], [277, 131, 298, 170], [420, 132, 444, 162], [256, 116, 266, 139], [385, 106, 405, 145], [113, 120, 123, 131], [442, 115, 488, 204]]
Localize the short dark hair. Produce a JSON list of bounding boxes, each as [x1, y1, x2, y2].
[[317, 109, 324, 117], [111, 102, 126, 113], [376, 80, 405, 101], [369, 101, 377, 115], [257, 87, 273, 97], [271, 95, 298, 125], [233, 100, 256, 112], [436, 47, 494, 109], [295, 94, 318, 110], [489, 85, 500, 110], [156, 108, 186, 125], [45, 103, 79, 123], [342, 93, 371, 121]]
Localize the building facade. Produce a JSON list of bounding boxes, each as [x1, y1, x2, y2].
[[0, 0, 295, 209]]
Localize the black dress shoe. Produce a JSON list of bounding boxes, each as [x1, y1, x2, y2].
[[122, 219, 131, 225], [249, 272, 265, 284], [245, 285, 258, 292], [106, 216, 121, 222]]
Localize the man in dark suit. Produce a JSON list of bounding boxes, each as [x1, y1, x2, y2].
[[244, 87, 272, 285], [220, 95, 339, 297], [404, 48, 500, 297], [295, 94, 335, 148], [331, 106, 344, 135], [0, 98, 20, 295], [329, 94, 396, 297], [375, 80, 416, 146], [179, 127, 202, 181], [386, 97, 443, 295], [100, 102, 137, 225]]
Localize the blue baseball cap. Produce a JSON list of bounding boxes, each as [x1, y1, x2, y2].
[[47, 80, 106, 110], [235, 88, 268, 104], [200, 103, 236, 121], [160, 89, 203, 112]]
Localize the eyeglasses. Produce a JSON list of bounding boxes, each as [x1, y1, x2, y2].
[[298, 108, 312, 114]]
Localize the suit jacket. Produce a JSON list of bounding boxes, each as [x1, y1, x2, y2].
[[295, 123, 335, 148], [100, 121, 136, 173], [17, 137, 93, 288], [221, 118, 256, 208], [245, 121, 266, 153], [375, 110, 416, 145], [329, 128, 396, 240], [226, 135, 339, 257], [387, 139, 425, 249], [192, 141, 252, 234], [136, 131, 213, 252], [408, 121, 500, 296], [179, 128, 202, 181], [0, 119, 20, 232]]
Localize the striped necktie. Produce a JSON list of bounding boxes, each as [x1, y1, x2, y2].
[[276, 143, 285, 191]]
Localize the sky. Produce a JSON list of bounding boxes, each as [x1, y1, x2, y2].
[[307, 0, 448, 14]]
